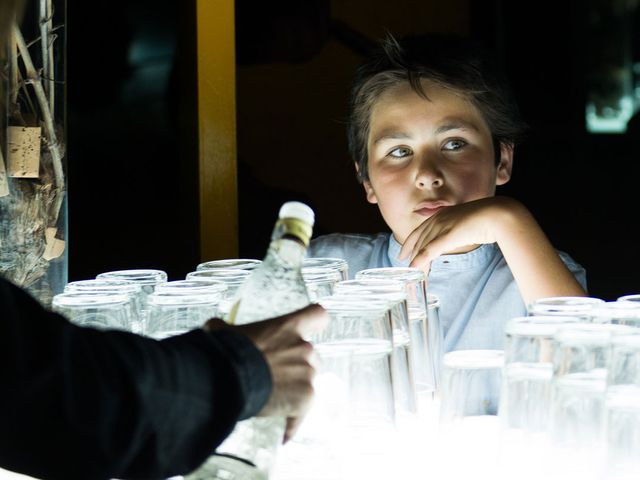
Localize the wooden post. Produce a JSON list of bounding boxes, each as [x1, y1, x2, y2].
[[196, 0, 238, 262]]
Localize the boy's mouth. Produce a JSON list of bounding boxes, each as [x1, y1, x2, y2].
[[414, 201, 450, 217]]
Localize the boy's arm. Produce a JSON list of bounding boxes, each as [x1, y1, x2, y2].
[[400, 196, 586, 304]]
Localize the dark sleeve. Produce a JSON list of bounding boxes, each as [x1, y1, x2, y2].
[[0, 278, 272, 480]]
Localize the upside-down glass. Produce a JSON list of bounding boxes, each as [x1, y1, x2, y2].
[[95, 269, 168, 331], [64, 279, 144, 333], [196, 258, 261, 271], [604, 331, 640, 479], [275, 297, 396, 480], [302, 267, 341, 302], [527, 296, 604, 319], [438, 350, 503, 478], [313, 296, 397, 480], [303, 257, 349, 281], [498, 316, 582, 479], [52, 292, 135, 331], [146, 291, 220, 339], [334, 279, 417, 417], [355, 268, 442, 413], [590, 301, 640, 327], [186, 269, 251, 320], [549, 324, 633, 478]]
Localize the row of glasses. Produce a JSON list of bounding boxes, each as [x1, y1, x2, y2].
[[497, 295, 640, 480], [53, 269, 168, 333]]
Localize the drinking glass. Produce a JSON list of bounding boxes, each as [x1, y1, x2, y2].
[[311, 296, 397, 479], [196, 258, 261, 271], [146, 292, 220, 339], [52, 292, 135, 331], [437, 350, 503, 478], [64, 279, 144, 333], [186, 269, 251, 320], [549, 323, 633, 477], [95, 269, 168, 330], [334, 279, 417, 417], [604, 331, 640, 479], [303, 257, 349, 281], [355, 268, 442, 409], [302, 267, 341, 302], [498, 316, 582, 479], [590, 301, 640, 327], [617, 293, 640, 304], [527, 296, 604, 319]]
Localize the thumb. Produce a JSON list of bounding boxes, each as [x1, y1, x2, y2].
[[288, 304, 329, 337]]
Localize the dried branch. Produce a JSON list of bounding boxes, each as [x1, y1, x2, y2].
[[14, 25, 64, 225], [39, 0, 55, 117]]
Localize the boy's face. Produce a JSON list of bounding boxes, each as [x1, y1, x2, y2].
[[362, 79, 513, 244]]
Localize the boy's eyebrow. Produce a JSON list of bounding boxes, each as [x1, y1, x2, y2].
[[434, 120, 480, 134], [372, 131, 412, 145]]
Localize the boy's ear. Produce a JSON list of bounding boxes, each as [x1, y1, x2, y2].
[[363, 180, 378, 204], [354, 161, 379, 204], [496, 142, 514, 186]]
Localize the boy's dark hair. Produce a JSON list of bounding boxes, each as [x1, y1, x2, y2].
[[348, 34, 528, 182]]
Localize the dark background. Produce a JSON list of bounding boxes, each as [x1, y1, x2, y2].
[[67, 0, 640, 300]]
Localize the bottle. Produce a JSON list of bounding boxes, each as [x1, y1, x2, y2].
[[186, 201, 314, 480]]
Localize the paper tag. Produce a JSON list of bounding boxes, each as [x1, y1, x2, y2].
[[43, 227, 65, 260], [0, 148, 9, 197], [7, 126, 41, 178]]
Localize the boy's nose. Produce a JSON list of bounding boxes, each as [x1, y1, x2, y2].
[[415, 157, 444, 189]]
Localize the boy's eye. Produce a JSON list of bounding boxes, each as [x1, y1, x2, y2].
[[388, 146, 412, 158], [443, 139, 467, 151]]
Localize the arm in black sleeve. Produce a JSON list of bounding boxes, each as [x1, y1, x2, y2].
[[0, 278, 272, 480]]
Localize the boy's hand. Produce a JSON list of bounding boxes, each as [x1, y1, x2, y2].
[[399, 196, 517, 272]]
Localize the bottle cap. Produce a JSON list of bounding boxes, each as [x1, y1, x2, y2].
[[279, 201, 315, 226]]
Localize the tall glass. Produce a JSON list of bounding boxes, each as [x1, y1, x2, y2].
[[186, 269, 251, 321], [146, 291, 220, 339], [333, 279, 417, 418], [549, 324, 632, 478], [355, 267, 441, 415], [52, 292, 135, 331], [64, 279, 144, 333], [303, 257, 349, 281], [438, 350, 503, 478], [527, 296, 604, 319], [302, 267, 341, 302], [604, 331, 640, 479], [498, 315, 582, 479], [590, 301, 640, 327]]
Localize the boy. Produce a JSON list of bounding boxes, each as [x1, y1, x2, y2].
[[309, 34, 587, 352]]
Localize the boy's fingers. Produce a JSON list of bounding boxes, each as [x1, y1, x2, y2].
[[399, 227, 422, 260]]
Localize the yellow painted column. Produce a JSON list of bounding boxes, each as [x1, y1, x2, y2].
[[196, 0, 238, 261]]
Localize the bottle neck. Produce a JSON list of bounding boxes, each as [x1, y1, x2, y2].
[[271, 217, 312, 247]]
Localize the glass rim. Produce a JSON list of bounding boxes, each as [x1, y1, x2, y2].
[[302, 266, 342, 283], [443, 349, 504, 369], [53, 292, 131, 307], [617, 294, 640, 303], [355, 267, 426, 282], [186, 269, 251, 285], [303, 257, 348, 270], [196, 259, 261, 271], [527, 296, 604, 312], [96, 269, 167, 285], [147, 292, 220, 305], [65, 279, 143, 294], [319, 296, 391, 313], [155, 280, 228, 295], [554, 323, 636, 344], [505, 315, 583, 336]]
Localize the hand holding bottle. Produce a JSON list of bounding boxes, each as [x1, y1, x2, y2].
[[205, 304, 328, 441]]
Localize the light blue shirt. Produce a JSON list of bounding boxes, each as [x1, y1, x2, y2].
[[308, 232, 587, 353]]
